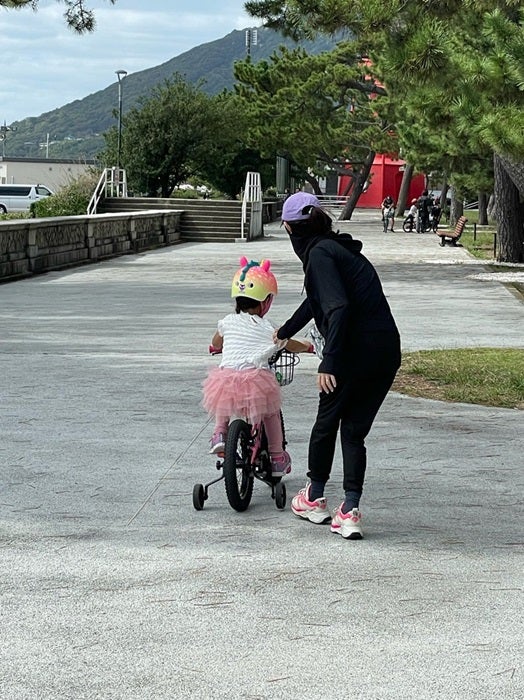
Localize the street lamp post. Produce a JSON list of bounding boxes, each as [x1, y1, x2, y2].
[[115, 70, 127, 174], [0, 121, 17, 158]]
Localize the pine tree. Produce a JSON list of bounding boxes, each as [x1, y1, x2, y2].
[[0, 0, 116, 33], [246, 0, 524, 261]]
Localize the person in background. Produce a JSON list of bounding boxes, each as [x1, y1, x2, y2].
[[416, 190, 432, 232], [405, 198, 418, 231], [381, 195, 395, 232], [430, 198, 442, 232]]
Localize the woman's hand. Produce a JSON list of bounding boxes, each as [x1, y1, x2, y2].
[[273, 328, 287, 348], [317, 373, 337, 393]]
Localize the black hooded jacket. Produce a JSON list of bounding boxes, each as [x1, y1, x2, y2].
[[277, 232, 399, 376]]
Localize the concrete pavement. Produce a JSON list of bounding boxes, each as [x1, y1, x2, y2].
[[1, 210, 523, 699]]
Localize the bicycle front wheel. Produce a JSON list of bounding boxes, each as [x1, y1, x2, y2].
[[223, 419, 254, 512]]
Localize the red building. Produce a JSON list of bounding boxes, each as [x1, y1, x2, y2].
[[338, 154, 426, 210]]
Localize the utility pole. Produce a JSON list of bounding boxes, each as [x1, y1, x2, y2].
[[245, 29, 258, 58]]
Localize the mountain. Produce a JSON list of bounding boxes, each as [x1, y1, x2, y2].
[[5, 27, 338, 160]]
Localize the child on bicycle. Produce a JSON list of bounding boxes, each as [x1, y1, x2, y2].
[[404, 198, 418, 231], [202, 257, 310, 477]]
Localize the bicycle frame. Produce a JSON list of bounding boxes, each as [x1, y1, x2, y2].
[[216, 417, 272, 480]]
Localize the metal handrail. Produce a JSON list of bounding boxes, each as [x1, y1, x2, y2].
[[241, 171, 262, 239], [277, 193, 347, 208], [87, 167, 128, 215]]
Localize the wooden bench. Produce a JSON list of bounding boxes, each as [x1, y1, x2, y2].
[[437, 215, 467, 246]]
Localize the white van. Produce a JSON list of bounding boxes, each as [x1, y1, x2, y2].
[[0, 183, 54, 213]]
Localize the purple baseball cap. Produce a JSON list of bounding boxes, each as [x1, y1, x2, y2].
[[282, 192, 322, 221]]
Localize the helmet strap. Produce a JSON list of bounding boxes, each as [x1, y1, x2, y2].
[[259, 295, 273, 317]]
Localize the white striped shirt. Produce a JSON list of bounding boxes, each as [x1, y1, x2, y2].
[[217, 312, 278, 370]]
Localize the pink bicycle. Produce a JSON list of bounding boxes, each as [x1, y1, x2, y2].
[[192, 349, 299, 512]]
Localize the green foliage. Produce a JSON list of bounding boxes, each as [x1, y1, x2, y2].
[[171, 189, 201, 200], [195, 92, 274, 198], [0, 1, 117, 33], [100, 75, 219, 197], [233, 42, 394, 190], [99, 81, 270, 199], [246, 1, 524, 166], [0, 211, 28, 221], [246, 0, 524, 259], [31, 171, 101, 217]]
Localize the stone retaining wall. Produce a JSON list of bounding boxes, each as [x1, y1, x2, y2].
[[0, 210, 182, 282]]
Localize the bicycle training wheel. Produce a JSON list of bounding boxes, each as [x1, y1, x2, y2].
[[274, 480, 286, 510], [223, 419, 254, 512]]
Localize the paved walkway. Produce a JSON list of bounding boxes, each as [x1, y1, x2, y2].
[[1, 210, 523, 699]]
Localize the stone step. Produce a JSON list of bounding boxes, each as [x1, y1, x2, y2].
[[101, 197, 242, 212], [181, 213, 244, 225], [181, 235, 239, 243], [98, 197, 252, 241]]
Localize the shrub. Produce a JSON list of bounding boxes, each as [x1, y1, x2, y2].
[[0, 212, 28, 221], [31, 171, 101, 217], [171, 189, 200, 200]]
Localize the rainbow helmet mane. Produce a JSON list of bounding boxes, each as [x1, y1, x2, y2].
[[231, 257, 278, 301]]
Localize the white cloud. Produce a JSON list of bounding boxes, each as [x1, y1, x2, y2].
[[0, 0, 252, 123]]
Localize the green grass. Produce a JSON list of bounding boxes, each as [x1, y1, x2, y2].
[[459, 226, 496, 259], [458, 225, 524, 298], [393, 348, 524, 409]]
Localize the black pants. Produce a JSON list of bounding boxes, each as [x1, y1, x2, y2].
[[417, 212, 429, 232], [307, 331, 401, 494]]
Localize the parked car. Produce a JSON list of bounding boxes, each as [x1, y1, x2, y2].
[[429, 189, 452, 207], [0, 183, 54, 213]]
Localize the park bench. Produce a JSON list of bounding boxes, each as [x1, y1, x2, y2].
[[437, 215, 467, 246]]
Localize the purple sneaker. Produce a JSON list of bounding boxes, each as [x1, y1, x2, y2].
[[270, 450, 291, 477], [209, 432, 226, 455]]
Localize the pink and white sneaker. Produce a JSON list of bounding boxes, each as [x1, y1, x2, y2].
[[270, 451, 292, 477], [291, 483, 331, 524], [330, 505, 363, 540]]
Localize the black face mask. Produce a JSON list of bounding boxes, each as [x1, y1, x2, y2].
[[286, 210, 334, 266], [287, 213, 363, 268]]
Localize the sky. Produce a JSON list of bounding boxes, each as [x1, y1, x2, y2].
[[0, 0, 253, 124]]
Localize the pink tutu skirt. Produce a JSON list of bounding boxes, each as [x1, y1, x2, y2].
[[202, 367, 281, 425]]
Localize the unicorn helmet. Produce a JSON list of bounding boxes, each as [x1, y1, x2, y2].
[[231, 257, 278, 301]]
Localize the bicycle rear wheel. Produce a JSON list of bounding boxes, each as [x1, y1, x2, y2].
[[223, 419, 254, 512]]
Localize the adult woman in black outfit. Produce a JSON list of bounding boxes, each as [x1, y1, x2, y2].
[[277, 192, 401, 539]]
